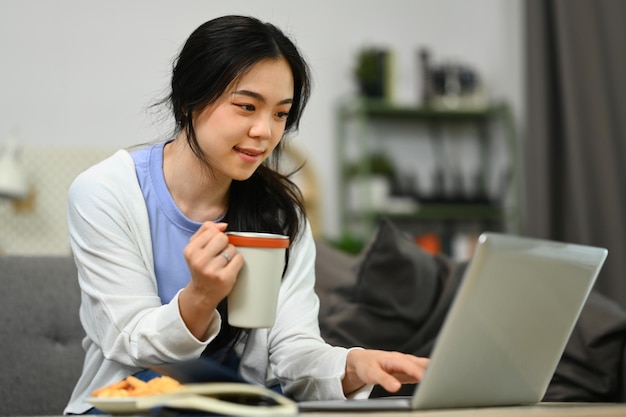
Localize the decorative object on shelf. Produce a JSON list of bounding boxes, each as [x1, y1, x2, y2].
[[419, 48, 488, 111], [419, 48, 435, 107], [0, 139, 28, 200], [345, 153, 396, 212], [414, 232, 442, 255], [354, 47, 392, 100]]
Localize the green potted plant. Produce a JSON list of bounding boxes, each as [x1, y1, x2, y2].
[[345, 153, 396, 212], [354, 48, 390, 99], [345, 153, 396, 180]]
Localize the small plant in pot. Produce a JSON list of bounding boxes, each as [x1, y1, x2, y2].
[[345, 153, 396, 212], [354, 47, 390, 100], [345, 153, 396, 180]]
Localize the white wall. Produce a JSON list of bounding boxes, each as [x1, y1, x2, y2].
[[0, 0, 524, 239]]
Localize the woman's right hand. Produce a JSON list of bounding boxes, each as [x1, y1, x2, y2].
[[179, 222, 243, 340]]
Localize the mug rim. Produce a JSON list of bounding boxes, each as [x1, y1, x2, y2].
[[226, 232, 290, 248]]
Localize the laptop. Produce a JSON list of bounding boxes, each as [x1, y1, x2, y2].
[[298, 232, 608, 411]]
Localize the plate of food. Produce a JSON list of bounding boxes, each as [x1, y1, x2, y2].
[[87, 375, 297, 416], [86, 375, 183, 414]]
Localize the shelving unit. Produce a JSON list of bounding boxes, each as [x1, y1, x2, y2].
[[335, 98, 520, 257]]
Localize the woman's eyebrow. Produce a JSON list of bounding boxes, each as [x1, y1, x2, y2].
[[232, 89, 293, 105]]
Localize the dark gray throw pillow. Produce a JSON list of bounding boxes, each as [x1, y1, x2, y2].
[[352, 218, 440, 322], [318, 218, 447, 351]]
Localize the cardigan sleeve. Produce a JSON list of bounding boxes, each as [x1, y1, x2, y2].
[[67, 150, 219, 368], [267, 222, 351, 400]]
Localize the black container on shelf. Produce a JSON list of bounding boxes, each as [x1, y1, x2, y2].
[[354, 48, 390, 100]]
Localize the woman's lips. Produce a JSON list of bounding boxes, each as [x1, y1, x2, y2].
[[234, 146, 264, 162]]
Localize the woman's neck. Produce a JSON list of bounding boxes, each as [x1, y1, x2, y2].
[[163, 138, 230, 223]]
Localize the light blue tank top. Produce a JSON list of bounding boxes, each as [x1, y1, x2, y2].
[[131, 142, 219, 304]]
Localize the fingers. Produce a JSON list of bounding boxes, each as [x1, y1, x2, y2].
[[188, 221, 227, 246], [370, 352, 427, 392], [219, 249, 233, 264], [218, 245, 243, 271], [345, 350, 429, 395], [391, 354, 428, 383], [185, 222, 231, 265], [184, 222, 243, 293], [387, 354, 429, 382], [372, 369, 403, 393]]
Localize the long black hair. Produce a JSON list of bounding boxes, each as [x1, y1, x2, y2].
[[162, 15, 312, 358]]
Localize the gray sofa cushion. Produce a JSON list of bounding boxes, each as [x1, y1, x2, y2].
[[316, 218, 459, 352], [313, 238, 359, 321], [0, 256, 84, 416]]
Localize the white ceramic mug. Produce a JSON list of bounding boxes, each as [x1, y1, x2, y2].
[[226, 232, 289, 328]]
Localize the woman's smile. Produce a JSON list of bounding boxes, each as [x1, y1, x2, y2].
[[234, 145, 265, 162]]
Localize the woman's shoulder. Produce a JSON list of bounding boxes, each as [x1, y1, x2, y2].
[[84, 149, 134, 174], [68, 149, 138, 199]]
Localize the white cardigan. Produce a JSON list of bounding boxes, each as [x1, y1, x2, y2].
[[64, 150, 349, 414]]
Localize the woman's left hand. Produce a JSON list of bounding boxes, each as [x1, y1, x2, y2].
[[342, 349, 429, 396]]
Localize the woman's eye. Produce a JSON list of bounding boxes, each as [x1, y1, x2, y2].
[[276, 111, 290, 120], [238, 104, 255, 111]]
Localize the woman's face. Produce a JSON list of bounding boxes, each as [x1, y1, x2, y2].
[[191, 58, 294, 181]]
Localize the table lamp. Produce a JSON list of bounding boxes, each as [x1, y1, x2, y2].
[[0, 139, 28, 200]]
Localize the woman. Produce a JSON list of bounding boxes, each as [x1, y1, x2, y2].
[[64, 15, 428, 414]]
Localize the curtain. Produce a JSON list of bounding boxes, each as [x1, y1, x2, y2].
[[525, 0, 626, 308]]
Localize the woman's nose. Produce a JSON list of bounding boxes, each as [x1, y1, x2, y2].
[[249, 115, 271, 140]]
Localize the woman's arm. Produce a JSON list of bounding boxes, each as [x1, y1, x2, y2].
[[68, 151, 217, 368]]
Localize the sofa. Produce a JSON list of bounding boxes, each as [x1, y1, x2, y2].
[[2, 219, 626, 415], [314, 219, 626, 401], [0, 256, 84, 416]]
